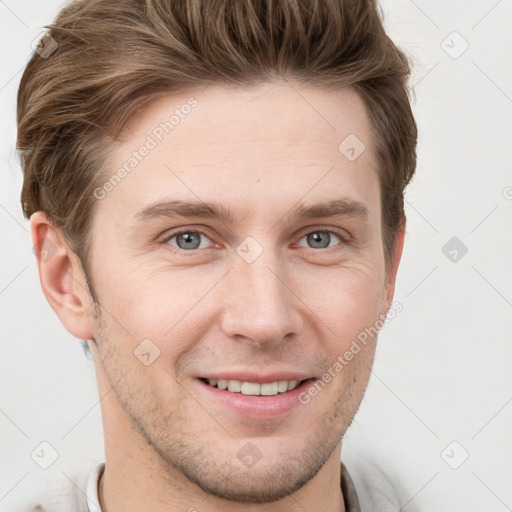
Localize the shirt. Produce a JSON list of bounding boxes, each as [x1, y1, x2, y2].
[[3, 458, 402, 511]]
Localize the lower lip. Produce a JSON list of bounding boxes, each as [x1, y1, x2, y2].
[[196, 379, 315, 419]]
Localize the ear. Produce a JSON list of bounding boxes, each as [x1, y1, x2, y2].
[[380, 220, 406, 318], [30, 211, 95, 340]]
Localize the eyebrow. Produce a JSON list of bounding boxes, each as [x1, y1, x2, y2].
[[134, 197, 369, 225], [285, 198, 369, 223]]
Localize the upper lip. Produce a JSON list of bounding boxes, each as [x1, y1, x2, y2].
[[198, 372, 313, 384]]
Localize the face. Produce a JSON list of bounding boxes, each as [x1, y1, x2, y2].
[[82, 81, 399, 503]]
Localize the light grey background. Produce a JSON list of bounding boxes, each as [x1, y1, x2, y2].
[[1, 1, 511, 510]]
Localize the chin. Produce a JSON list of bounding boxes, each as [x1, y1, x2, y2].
[[179, 455, 324, 504], [152, 430, 339, 504]]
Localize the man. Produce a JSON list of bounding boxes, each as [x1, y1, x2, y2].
[[14, 0, 417, 510]]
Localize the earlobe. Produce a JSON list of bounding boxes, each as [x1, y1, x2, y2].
[[380, 221, 406, 318], [30, 211, 94, 340]]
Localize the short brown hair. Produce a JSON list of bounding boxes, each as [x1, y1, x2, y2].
[[18, 0, 417, 298]]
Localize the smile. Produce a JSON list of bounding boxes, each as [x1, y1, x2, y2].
[[197, 376, 315, 419], [202, 378, 304, 396]]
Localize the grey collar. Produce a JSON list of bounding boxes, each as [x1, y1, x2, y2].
[[341, 461, 362, 512]]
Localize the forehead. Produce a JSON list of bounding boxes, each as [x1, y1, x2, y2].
[[98, 81, 379, 224]]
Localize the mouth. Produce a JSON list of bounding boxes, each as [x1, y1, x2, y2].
[[196, 375, 315, 419], [199, 378, 307, 396]]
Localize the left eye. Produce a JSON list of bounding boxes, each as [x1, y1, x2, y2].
[[167, 231, 211, 250], [297, 231, 342, 249]]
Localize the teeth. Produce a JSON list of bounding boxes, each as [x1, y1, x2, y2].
[[261, 382, 278, 395], [278, 381, 289, 393], [206, 378, 302, 396], [241, 382, 260, 395], [228, 380, 242, 392]]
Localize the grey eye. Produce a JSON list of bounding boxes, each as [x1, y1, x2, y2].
[[171, 231, 205, 250], [296, 230, 342, 250], [306, 231, 332, 249]]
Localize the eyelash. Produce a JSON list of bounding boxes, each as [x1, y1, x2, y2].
[[161, 227, 351, 253]]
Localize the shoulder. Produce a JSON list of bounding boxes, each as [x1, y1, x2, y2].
[[342, 456, 402, 512], [1, 462, 104, 512]]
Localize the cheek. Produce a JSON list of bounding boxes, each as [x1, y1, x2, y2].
[[92, 259, 224, 363], [94, 250, 194, 317], [297, 261, 384, 338], [300, 267, 382, 411]]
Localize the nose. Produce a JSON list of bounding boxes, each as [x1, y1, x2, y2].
[[220, 250, 303, 347]]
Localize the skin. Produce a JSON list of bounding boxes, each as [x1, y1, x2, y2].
[[31, 81, 405, 512]]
